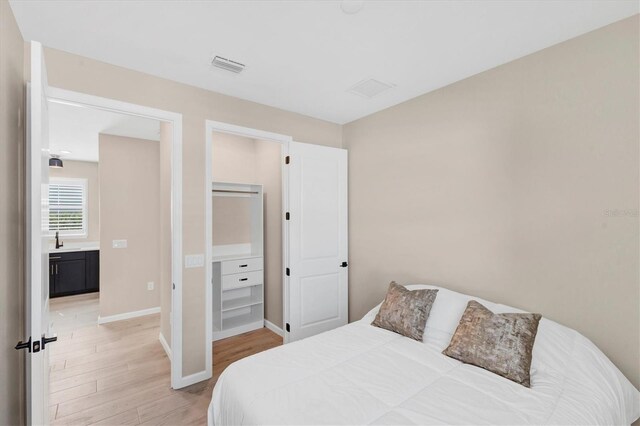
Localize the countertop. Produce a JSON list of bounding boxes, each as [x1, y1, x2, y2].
[[49, 241, 100, 253]]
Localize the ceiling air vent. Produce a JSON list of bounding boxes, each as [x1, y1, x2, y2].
[[348, 78, 395, 98], [211, 56, 245, 73]]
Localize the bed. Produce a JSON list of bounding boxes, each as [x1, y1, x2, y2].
[[208, 285, 640, 425]]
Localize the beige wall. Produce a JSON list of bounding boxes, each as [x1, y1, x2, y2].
[[255, 141, 283, 328], [50, 160, 100, 242], [212, 132, 257, 183], [28, 43, 342, 376], [98, 134, 161, 317], [212, 197, 252, 245], [343, 16, 639, 387], [212, 132, 284, 328], [211, 132, 256, 247], [0, 1, 24, 423]]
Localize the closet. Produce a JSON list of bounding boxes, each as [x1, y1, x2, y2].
[[208, 128, 348, 348], [211, 181, 264, 341]]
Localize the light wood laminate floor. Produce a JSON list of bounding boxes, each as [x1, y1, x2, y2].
[[49, 314, 282, 425], [50, 293, 100, 333]]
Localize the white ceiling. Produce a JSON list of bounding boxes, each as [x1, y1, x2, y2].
[[12, 1, 638, 124], [49, 101, 160, 162]]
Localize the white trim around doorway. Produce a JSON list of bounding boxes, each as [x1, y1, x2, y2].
[[205, 120, 292, 378], [47, 87, 186, 389]]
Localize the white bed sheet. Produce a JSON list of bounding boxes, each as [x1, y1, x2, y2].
[[209, 285, 640, 425]]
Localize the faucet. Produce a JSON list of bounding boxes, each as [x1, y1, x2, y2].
[[55, 231, 64, 249]]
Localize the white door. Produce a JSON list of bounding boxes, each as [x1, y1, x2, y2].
[[24, 40, 53, 425], [286, 142, 348, 342]]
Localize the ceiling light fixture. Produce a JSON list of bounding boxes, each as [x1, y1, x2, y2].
[[49, 154, 63, 168], [340, 0, 364, 15]]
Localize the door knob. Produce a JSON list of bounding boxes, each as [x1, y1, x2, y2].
[[340, 261, 348, 268]]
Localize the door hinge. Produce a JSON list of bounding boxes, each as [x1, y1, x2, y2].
[[285, 212, 290, 221], [286, 267, 290, 276], [285, 155, 290, 164], [172, 283, 175, 290], [286, 323, 290, 333]]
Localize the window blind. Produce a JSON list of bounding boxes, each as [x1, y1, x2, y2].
[[49, 180, 87, 236]]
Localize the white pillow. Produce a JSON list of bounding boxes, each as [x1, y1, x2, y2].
[[404, 284, 516, 351]]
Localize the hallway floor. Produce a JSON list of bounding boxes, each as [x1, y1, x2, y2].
[[50, 293, 99, 334]]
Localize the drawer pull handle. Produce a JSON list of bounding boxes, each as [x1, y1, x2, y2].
[[239, 264, 248, 268], [239, 278, 248, 282], [49, 256, 61, 260]]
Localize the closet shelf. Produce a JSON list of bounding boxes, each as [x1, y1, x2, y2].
[[222, 313, 263, 330], [222, 296, 263, 312]]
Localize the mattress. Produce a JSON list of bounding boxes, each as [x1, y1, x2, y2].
[[209, 285, 640, 425]]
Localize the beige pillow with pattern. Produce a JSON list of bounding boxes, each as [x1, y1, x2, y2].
[[443, 300, 541, 387], [371, 282, 438, 341]]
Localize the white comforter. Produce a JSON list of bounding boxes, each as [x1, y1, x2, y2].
[[209, 285, 640, 425]]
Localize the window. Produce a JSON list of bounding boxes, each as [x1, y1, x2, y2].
[[48, 178, 88, 238]]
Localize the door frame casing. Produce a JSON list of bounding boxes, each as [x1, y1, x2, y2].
[[46, 87, 185, 389], [205, 120, 292, 369]]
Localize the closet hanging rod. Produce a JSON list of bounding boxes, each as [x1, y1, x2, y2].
[[212, 189, 259, 195]]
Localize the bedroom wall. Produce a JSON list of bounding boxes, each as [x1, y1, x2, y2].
[[343, 15, 639, 387], [211, 132, 256, 246], [0, 1, 24, 423], [50, 160, 100, 243], [212, 132, 284, 328], [26, 45, 342, 377], [98, 134, 161, 318], [254, 141, 283, 329]]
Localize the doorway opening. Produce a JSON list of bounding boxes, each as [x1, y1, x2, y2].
[[27, 71, 185, 423], [43, 86, 184, 395], [205, 121, 291, 377], [47, 102, 167, 331], [46, 101, 176, 421]]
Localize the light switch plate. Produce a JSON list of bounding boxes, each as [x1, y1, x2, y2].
[[185, 254, 204, 268], [147, 282, 154, 291], [112, 239, 127, 249]]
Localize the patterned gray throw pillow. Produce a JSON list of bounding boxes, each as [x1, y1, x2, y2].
[[442, 300, 541, 387], [371, 282, 438, 341]]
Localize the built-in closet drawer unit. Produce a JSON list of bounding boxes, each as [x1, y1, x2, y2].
[[221, 257, 263, 275], [211, 182, 264, 342], [221, 270, 262, 291], [212, 256, 264, 341]]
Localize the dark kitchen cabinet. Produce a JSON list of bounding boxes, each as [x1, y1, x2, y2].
[[85, 250, 100, 292], [49, 250, 100, 298], [55, 259, 86, 294]]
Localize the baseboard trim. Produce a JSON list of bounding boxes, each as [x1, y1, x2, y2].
[[97, 306, 160, 324], [264, 319, 283, 337], [159, 332, 172, 361]]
